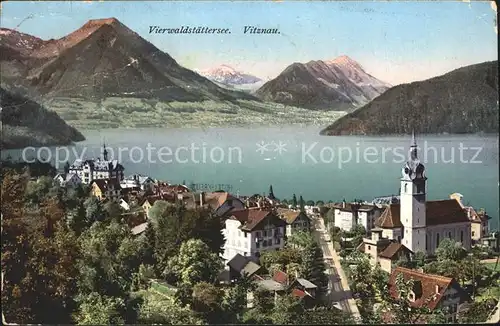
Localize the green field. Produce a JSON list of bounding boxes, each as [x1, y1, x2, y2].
[[149, 279, 178, 298], [41, 96, 346, 129]]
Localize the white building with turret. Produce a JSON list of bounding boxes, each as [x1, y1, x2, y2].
[[359, 133, 472, 260]]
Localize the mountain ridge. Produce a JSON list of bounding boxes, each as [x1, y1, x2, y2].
[[320, 60, 499, 135], [0, 87, 85, 149], [0, 18, 257, 102], [255, 55, 391, 110]]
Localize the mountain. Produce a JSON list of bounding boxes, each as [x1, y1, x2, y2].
[[0, 87, 85, 149], [0, 18, 255, 102], [197, 64, 262, 85], [255, 55, 391, 110], [320, 61, 499, 135]]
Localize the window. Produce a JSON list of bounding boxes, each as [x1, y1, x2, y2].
[[263, 230, 268, 237], [262, 240, 267, 247], [436, 233, 440, 246], [448, 232, 452, 239], [368, 245, 371, 250], [472, 231, 475, 237], [274, 238, 280, 245], [461, 231, 464, 243], [256, 231, 261, 238], [404, 184, 408, 193], [256, 242, 260, 249]]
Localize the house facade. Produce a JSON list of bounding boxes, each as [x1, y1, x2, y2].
[[69, 145, 125, 184], [277, 208, 310, 237], [333, 201, 384, 232], [388, 267, 470, 323], [222, 209, 286, 264], [90, 179, 122, 202], [54, 173, 82, 187], [121, 174, 155, 192]]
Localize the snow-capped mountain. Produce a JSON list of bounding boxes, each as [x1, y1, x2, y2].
[[325, 55, 392, 99], [256, 55, 391, 110], [197, 64, 262, 86]]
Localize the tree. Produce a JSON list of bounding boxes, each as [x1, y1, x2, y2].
[[298, 306, 354, 324], [299, 195, 305, 211], [306, 200, 315, 206], [292, 194, 298, 208], [63, 161, 70, 174], [457, 299, 497, 323], [435, 238, 467, 261], [75, 293, 127, 325], [83, 196, 106, 224], [271, 294, 304, 324], [192, 282, 224, 323], [137, 290, 204, 325], [268, 185, 276, 200], [315, 200, 325, 207], [259, 247, 302, 272], [77, 221, 142, 298], [163, 239, 223, 286], [2, 170, 81, 324], [301, 241, 328, 297], [287, 230, 314, 249], [138, 223, 157, 268], [222, 274, 255, 323], [325, 209, 335, 229], [104, 200, 123, 220]]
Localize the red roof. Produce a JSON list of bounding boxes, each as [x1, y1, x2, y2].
[[291, 288, 307, 298], [376, 199, 470, 228], [388, 267, 467, 310], [272, 270, 289, 285], [230, 209, 286, 231]]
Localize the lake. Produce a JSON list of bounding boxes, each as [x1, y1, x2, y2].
[[3, 126, 499, 230]]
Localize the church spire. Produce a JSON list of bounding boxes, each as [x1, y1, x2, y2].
[[102, 141, 108, 161], [410, 130, 418, 160]]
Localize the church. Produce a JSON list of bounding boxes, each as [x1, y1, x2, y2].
[[359, 134, 471, 266]]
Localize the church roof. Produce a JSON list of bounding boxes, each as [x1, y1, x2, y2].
[[375, 199, 470, 228], [376, 205, 403, 228]]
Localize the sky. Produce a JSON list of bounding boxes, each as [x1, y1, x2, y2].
[[0, 1, 497, 85]]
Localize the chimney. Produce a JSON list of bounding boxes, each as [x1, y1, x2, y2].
[[372, 229, 382, 242], [435, 285, 441, 294], [342, 199, 346, 209]]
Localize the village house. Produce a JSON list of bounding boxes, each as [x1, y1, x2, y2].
[[450, 193, 491, 243], [69, 145, 124, 184], [53, 172, 82, 187], [253, 270, 317, 307], [276, 208, 310, 237], [372, 134, 471, 256], [225, 253, 262, 283], [90, 178, 122, 202], [221, 208, 286, 264], [357, 228, 412, 273], [332, 200, 384, 232], [388, 267, 471, 323], [121, 174, 155, 193], [139, 195, 169, 219]]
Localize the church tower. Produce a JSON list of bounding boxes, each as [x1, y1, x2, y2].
[[400, 132, 427, 254]]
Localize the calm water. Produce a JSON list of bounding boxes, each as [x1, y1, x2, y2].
[[3, 126, 499, 230]]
